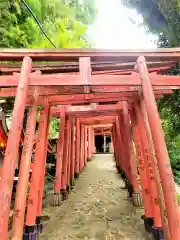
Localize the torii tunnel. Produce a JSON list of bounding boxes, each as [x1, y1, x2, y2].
[[0, 49, 180, 239]]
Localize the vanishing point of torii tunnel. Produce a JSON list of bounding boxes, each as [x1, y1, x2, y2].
[[0, 49, 180, 240]]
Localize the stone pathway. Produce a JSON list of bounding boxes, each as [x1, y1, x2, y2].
[[41, 154, 150, 240]]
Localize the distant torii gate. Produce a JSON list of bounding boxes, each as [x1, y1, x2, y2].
[[0, 49, 179, 239]]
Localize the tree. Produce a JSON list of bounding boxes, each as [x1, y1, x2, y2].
[[122, 0, 180, 177], [0, 0, 97, 139]]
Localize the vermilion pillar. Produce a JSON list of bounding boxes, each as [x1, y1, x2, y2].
[[87, 126, 92, 161], [115, 117, 123, 172], [0, 57, 32, 240], [61, 117, 70, 196], [80, 124, 85, 171], [75, 118, 80, 176], [26, 101, 50, 226], [122, 102, 139, 193], [137, 56, 180, 239], [67, 117, 72, 188], [12, 89, 39, 239], [131, 108, 153, 217], [140, 99, 170, 239], [119, 113, 130, 181], [54, 107, 66, 195], [84, 125, 88, 165], [134, 102, 162, 229], [70, 118, 75, 185], [36, 108, 50, 218]]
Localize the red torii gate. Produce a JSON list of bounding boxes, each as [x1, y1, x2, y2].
[[0, 49, 179, 240]]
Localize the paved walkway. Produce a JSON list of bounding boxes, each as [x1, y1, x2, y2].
[[41, 154, 149, 240]]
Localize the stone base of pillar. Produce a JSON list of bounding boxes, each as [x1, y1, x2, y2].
[[23, 225, 37, 240], [67, 185, 73, 194], [141, 215, 154, 233], [152, 226, 164, 240], [52, 192, 62, 206], [132, 192, 143, 207], [61, 189, 68, 201], [36, 216, 43, 233], [74, 172, 79, 178], [70, 178, 75, 186], [127, 184, 133, 198]]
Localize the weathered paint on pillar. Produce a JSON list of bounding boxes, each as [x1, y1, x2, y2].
[[12, 88, 39, 239], [54, 106, 66, 193], [26, 100, 49, 225], [75, 118, 80, 175], [0, 57, 32, 239], [131, 107, 153, 218], [137, 56, 180, 239]]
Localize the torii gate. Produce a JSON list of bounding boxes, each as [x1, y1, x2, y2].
[[0, 49, 179, 240]]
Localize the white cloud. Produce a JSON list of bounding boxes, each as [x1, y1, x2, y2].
[[90, 0, 157, 49]]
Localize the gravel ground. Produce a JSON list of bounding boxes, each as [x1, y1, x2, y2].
[[40, 154, 150, 240]]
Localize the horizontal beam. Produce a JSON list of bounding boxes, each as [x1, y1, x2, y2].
[[0, 73, 180, 87], [0, 63, 173, 74], [0, 86, 174, 98], [1, 48, 180, 62]]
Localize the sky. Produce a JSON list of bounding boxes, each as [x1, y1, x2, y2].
[[90, 0, 158, 49]]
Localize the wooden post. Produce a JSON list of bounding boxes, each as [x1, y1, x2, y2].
[[67, 117, 72, 188], [134, 102, 162, 228], [12, 88, 39, 239], [61, 117, 70, 199], [54, 107, 66, 202], [0, 57, 32, 240], [137, 56, 180, 239], [121, 102, 139, 193], [70, 118, 75, 185], [87, 126, 92, 161], [26, 100, 49, 226], [84, 125, 88, 165], [140, 99, 170, 240], [36, 105, 50, 218], [80, 124, 83, 171], [75, 118, 80, 177]]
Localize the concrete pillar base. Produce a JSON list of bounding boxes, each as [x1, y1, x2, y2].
[[74, 172, 79, 179], [127, 184, 133, 198], [61, 189, 68, 201], [23, 225, 37, 240], [141, 215, 154, 233], [132, 192, 143, 207], [70, 178, 75, 186], [52, 193, 62, 206], [36, 216, 43, 233], [152, 226, 164, 240]]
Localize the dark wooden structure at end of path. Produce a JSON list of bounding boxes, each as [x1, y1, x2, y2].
[[0, 48, 180, 240]]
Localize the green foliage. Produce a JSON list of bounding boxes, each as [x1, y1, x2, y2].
[[0, 0, 96, 139], [48, 118, 60, 140], [122, 0, 180, 176], [177, 194, 180, 205]]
